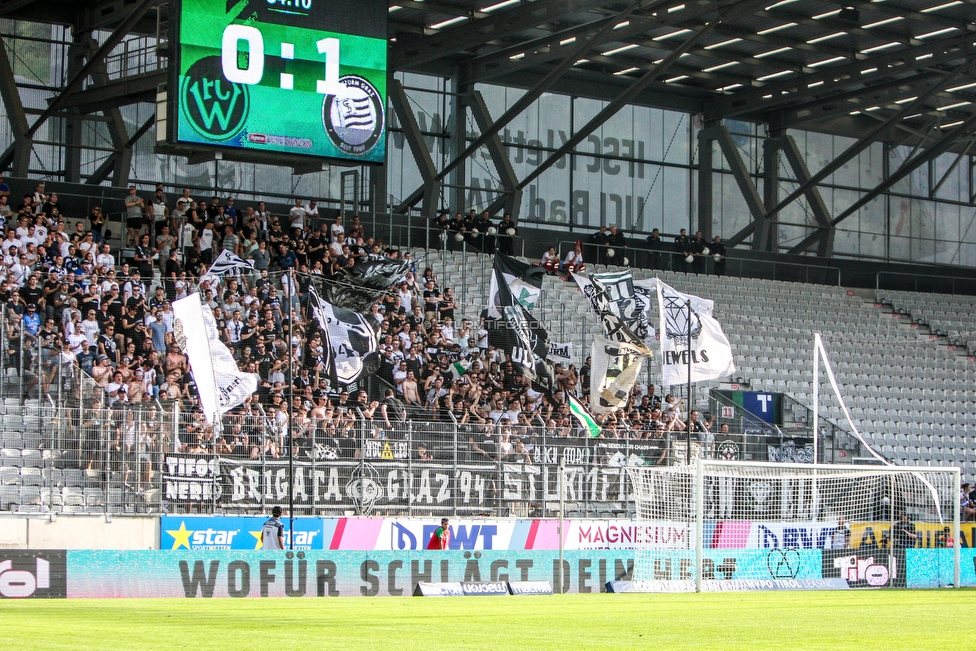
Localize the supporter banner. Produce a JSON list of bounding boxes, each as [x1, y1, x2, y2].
[[206, 249, 254, 277], [655, 280, 735, 387], [574, 272, 655, 347], [65, 550, 637, 598], [488, 305, 539, 379], [320, 259, 410, 313], [215, 459, 632, 511], [163, 454, 220, 504], [62, 548, 863, 597], [0, 550, 67, 599], [172, 294, 259, 423], [48, 547, 974, 598], [767, 441, 813, 463], [547, 341, 574, 365]]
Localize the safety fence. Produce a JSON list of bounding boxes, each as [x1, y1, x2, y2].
[[2, 353, 857, 517]]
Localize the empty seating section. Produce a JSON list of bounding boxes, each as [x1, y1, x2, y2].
[[879, 289, 976, 352]]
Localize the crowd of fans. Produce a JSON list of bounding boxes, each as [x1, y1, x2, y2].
[[0, 176, 714, 469]]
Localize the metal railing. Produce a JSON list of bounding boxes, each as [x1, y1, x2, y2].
[[558, 240, 843, 286], [876, 270, 976, 297]]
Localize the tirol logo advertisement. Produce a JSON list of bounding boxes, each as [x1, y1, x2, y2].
[[0, 551, 67, 599]]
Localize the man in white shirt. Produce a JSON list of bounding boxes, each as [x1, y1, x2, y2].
[[81, 310, 101, 345], [288, 198, 306, 233], [330, 215, 344, 243], [96, 244, 115, 269]]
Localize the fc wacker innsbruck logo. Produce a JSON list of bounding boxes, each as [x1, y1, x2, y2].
[[323, 76, 385, 156], [181, 57, 250, 141]]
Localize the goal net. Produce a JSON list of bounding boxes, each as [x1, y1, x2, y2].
[[624, 460, 960, 592]]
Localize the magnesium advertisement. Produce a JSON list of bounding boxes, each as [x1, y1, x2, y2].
[[171, 0, 387, 163], [160, 516, 976, 553]]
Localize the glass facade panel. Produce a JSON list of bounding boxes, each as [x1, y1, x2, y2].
[[0, 23, 972, 267]]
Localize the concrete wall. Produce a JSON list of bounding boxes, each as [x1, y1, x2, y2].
[[0, 516, 158, 550]]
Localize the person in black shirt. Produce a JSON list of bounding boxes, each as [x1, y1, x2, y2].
[[690, 230, 707, 274], [710, 235, 727, 276], [20, 276, 44, 313], [645, 228, 662, 269], [592, 225, 609, 264], [674, 229, 693, 273], [134, 234, 155, 281], [497, 213, 517, 256]]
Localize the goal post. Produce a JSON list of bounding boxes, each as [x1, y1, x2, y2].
[[623, 460, 960, 592]]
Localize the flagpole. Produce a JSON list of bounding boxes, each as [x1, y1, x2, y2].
[[288, 268, 295, 550], [686, 300, 692, 466]]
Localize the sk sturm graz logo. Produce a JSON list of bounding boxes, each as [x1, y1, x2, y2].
[[716, 440, 740, 461], [663, 292, 702, 342], [323, 76, 384, 156], [181, 56, 249, 141], [766, 548, 802, 579]]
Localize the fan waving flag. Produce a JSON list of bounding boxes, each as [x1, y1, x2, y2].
[[206, 249, 254, 277], [569, 394, 602, 438], [590, 336, 652, 414], [172, 293, 259, 424], [487, 304, 539, 380], [487, 254, 545, 319], [309, 285, 381, 385], [322, 258, 411, 312], [573, 271, 655, 348], [655, 280, 735, 386]]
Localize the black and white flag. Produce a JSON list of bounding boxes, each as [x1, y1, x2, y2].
[[573, 271, 655, 348], [322, 258, 411, 312], [487, 254, 545, 319], [590, 336, 651, 414], [487, 304, 539, 380], [547, 341, 574, 365], [309, 286, 381, 385], [206, 249, 254, 277]]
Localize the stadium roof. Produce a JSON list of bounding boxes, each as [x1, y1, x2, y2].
[[2, 0, 973, 149], [388, 0, 976, 149]]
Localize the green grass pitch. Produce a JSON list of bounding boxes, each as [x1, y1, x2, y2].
[[0, 591, 968, 650]]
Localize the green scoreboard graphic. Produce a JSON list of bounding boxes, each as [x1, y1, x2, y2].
[[168, 0, 387, 163]]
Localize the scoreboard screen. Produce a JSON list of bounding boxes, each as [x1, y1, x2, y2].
[[168, 0, 387, 163]]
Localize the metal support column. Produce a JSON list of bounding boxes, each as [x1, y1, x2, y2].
[[762, 135, 781, 251], [778, 134, 834, 257], [0, 41, 32, 175], [467, 90, 522, 218], [389, 79, 440, 217], [697, 121, 715, 238], [703, 125, 770, 251], [62, 35, 89, 183]]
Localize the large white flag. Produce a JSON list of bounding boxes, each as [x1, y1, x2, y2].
[[172, 293, 259, 424], [655, 280, 735, 386]]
